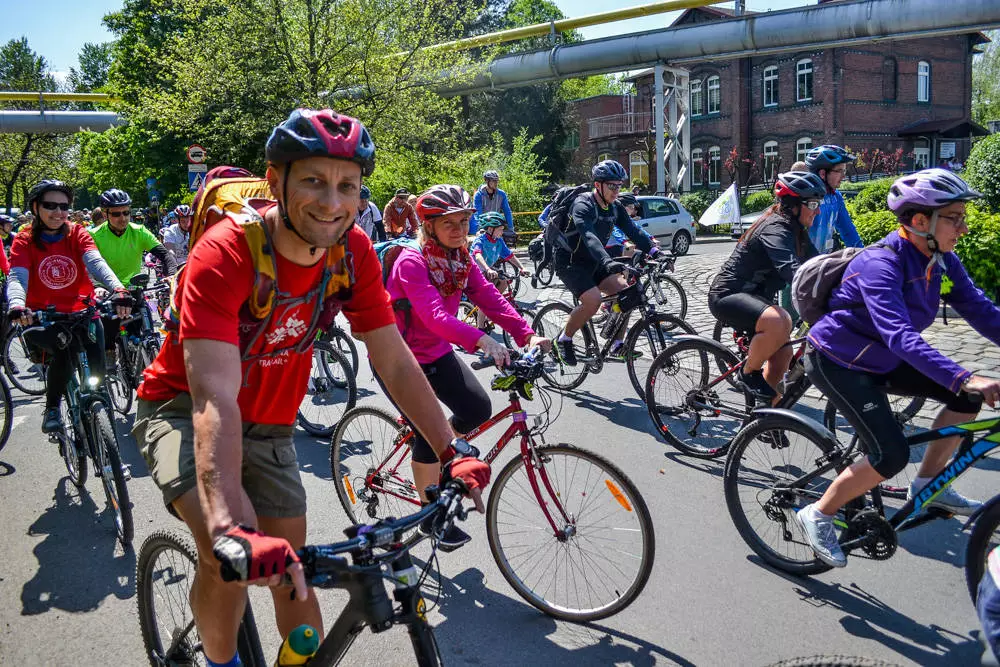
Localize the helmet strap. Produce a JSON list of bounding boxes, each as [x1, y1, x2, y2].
[[278, 166, 318, 256], [594, 184, 611, 208], [903, 210, 946, 270]]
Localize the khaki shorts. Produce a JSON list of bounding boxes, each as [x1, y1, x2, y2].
[[133, 393, 307, 518]]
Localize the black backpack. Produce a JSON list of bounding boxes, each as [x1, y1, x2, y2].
[[541, 184, 591, 265]]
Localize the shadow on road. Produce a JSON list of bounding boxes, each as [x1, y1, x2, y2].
[[430, 566, 696, 666], [0, 460, 15, 476], [21, 477, 135, 616], [294, 430, 334, 481], [560, 388, 652, 436]]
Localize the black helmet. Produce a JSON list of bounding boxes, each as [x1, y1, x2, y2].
[[360, 185, 371, 199], [27, 179, 73, 213], [774, 171, 827, 200], [618, 193, 638, 207], [591, 160, 628, 183], [99, 188, 132, 208], [805, 145, 855, 173]]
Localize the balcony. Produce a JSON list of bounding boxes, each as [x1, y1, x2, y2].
[[587, 112, 653, 140]]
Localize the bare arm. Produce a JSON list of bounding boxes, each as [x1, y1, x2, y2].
[[357, 324, 455, 457], [184, 338, 255, 537]]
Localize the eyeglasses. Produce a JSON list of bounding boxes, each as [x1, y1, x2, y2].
[[937, 213, 968, 229], [830, 168, 848, 175], [108, 210, 131, 218], [803, 200, 821, 210], [39, 201, 70, 211], [603, 182, 624, 192]]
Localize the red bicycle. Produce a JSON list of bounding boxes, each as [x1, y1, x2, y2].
[[330, 350, 654, 621]]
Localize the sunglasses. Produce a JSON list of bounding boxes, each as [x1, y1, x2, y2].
[[803, 200, 821, 210], [39, 201, 71, 211], [108, 210, 131, 218], [603, 182, 624, 192]]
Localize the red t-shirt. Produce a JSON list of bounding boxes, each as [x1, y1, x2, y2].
[[138, 217, 395, 425], [8, 224, 97, 311]]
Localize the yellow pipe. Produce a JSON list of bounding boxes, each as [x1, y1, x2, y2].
[[0, 92, 118, 103], [398, 0, 727, 56]]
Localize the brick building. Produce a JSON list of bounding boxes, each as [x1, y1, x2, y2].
[[565, 2, 990, 192]]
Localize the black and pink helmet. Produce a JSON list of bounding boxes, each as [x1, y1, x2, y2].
[[887, 168, 980, 212], [265, 108, 376, 176], [415, 185, 475, 221]]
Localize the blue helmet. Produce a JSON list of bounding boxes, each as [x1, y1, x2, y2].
[[591, 159, 628, 183], [360, 185, 371, 200], [805, 145, 855, 173]]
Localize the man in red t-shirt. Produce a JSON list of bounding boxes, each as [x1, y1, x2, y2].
[[133, 109, 490, 667]]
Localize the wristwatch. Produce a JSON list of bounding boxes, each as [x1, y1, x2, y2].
[[441, 437, 477, 464]]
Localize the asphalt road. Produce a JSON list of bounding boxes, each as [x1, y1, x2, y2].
[[0, 238, 994, 666]]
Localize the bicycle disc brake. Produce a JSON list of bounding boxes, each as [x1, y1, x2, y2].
[[841, 508, 897, 560]]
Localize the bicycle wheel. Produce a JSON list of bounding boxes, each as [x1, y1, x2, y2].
[[331, 406, 421, 526], [316, 337, 354, 390], [137, 530, 265, 667], [325, 326, 359, 379], [4, 325, 46, 395], [297, 343, 357, 438], [533, 261, 554, 287], [58, 399, 88, 487], [487, 443, 654, 621], [724, 414, 846, 575], [822, 397, 926, 500], [499, 261, 522, 298], [624, 312, 697, 400], [91, 402, 133, 547], [966, 499, 1000, 603], [531, 302, 592, 391], [648, 272, 688, 320], [0, 374, 12, 454], [107, 365, 134, 416], [502, 308, 535, 350], [645, 338, 752, 458]]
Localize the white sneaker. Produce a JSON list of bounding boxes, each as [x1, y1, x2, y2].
[[796, 504, 847, 568], [908, 481, 982, 516]]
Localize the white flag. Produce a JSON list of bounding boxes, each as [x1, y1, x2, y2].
[[698, 183, 742, 227]]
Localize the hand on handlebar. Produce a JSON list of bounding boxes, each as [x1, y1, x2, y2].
[[603, 259, 628, 276], [477, 334, 510, 368], [963, 375, 1000, 407], [212, 524, 308, 601], [527, 335, 551, 353], [485, 268, 499, 281], [441, 458, 491, 513], [111, 287, 133, 319], [519, 268, 531, 277], [9, 306, 33, 327]]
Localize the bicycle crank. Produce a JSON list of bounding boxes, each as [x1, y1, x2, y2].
[[839, 508, 897, 560]]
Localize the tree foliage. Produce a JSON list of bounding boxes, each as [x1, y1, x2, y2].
[[965, 132, 1000, 214], [972, 30, 1000, 126]]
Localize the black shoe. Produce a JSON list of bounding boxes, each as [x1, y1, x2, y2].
[[419, 515, 472, 552], [42, 407, 61, 434], [735, 368, 776, 399], [557, 337, 578, 367]]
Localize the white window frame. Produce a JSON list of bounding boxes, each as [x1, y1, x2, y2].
[[597, 152, 612, 164], [763, 141, 780, 180], [796, 59, 813, 102], [629, 151, 649, 187], [691, 148, 704, 186], [796, 137, 813, 163], [763, 66, 778, 108], [708, 146, 722, 186], [913, 140, 930, 170], [690, 79, 703, 117], [917, 61, 930, 102], [707, 76, 721, 114]]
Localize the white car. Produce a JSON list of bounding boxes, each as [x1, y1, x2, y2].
[[731, 210, 765, 239], [634, 196, 697, 255]]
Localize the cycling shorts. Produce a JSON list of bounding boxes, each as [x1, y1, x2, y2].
[[553, 252, 617, 299], [708, 292, 772, 334]]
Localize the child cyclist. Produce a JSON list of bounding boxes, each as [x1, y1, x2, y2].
[[469, 211, 530, 329]]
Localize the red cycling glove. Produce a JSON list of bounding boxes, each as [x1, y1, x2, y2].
[[212, 524, 300, 582], [441, 458, 491, 494]]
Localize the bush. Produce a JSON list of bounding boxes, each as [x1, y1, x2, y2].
[[847, 178, 894, 216], [679, 190, 716, 221], [852, 209, 898, 245], [956, 203, 1000, 299], [965, 133, 1000, 214], [742, 190, 773, 214]]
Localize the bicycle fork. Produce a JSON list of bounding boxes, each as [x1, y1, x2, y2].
[[518, 434, 577, 541]]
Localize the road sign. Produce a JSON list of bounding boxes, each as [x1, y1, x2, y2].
[[188, 163, 208, 192], [186, 144, 207, 164]]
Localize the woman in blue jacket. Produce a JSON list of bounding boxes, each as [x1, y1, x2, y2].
[[798, 169, 1000, 568]]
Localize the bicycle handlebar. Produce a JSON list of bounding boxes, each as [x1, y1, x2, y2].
[[470, 346, 541, 371]]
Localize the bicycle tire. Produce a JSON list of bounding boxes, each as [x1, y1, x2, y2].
[[60, 398, 88, 488], [724, 413, 844, 576], [624, 312, 697, 400], [0, 374, 12, 453], [503, 308, 535, 350], [648, 272, 688, 320], [4, 325, 46, 395], [499, 261, 522, 298], [966, 499, 1000, 603], [486, 443, 654, 621], [765, 656, 903, 667], [107, 368, 134, 416], [645, 338, 752, 458], [324, 326, 359, 380], [533, 261, 554, 287], [137, 530, 266, 667], [297, 343, 357, 438], [331, 406, 422, 529], [92, 402, 133, 547], [531, 302, 592, 391]]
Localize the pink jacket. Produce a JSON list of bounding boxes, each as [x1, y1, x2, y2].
[[389, 248, 534, 364]]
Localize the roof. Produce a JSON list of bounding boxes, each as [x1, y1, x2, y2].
[[897, 118, 990, 138]]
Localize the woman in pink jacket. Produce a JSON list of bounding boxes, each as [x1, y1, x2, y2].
[[380, 184, 550, 550]]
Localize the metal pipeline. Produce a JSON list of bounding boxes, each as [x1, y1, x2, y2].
[[0, 111, 125, 134]]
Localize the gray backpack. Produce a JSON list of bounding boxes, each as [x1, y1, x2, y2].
[[791, 244, 895, 325]]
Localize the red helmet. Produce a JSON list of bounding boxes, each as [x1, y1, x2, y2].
[[415, 185, 475, 221], [265, 108, 375, 176]]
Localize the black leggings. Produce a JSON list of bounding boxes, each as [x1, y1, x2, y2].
[[373, 351, 492, 464], [29, 319, 106, 410], [805, 350, 982, 478]]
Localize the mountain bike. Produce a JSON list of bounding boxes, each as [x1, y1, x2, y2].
[[456, 274, 537, 350], [106, 274, 169, 416], [532, 252, 695, 399], [137, 480, 473, 666], [3, 321, 47, 395], [296, 341, 357, 438], [0, 373, 14, 454], [724, 408, 1000, 576], [332, 349, 655, 621], [26, 303, 133, 547]]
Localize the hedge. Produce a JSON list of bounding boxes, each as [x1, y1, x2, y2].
[[679, 190, 715, 221], [965, 133, 1000, 214], [742, 190, 774, 214]]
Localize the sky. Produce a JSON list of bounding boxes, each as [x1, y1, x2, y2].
[[0, 0, 810, 77]]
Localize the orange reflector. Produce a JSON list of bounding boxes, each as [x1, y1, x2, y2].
[[343, 475, 357, 505], [606, 480, 633, 512]]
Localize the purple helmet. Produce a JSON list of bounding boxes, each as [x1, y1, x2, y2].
[[887, 169, 980, 212]]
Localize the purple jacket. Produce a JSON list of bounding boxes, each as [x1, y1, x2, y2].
[[389, 248, 534, 364], [808, 229, 1000, 392]]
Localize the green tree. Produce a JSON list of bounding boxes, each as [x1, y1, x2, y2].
[[972, 30, 1000, 126], [69, 42, 114, 93]]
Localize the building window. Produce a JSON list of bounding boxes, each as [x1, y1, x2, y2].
[[882, 57, 897, 101], [763, 66, 778, 108], [707, 76, 721, 114], [796, 59, 813, 102], [691, 148, 704, 186], [796, 137, 813, 163], [630, 151, 649, 187], [564, 129, 580, 150], [913, 140, 930, 170], [597, 152, 612, 164], [708, 146, 721, 185], [690, 79, 703, 116], [917, 61, 930, 103], [763, 141, 780, 181]]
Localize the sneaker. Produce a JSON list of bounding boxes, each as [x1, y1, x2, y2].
[[419, 515, 471, 552], [758, 430, 790, 449], [795, 504, 847, 568], [908, 481, 982, 516], [607, 343, 643, 363], [735, 368, 776, 399], [557, 337, 577, 367], [42, 407, 61, 434]]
